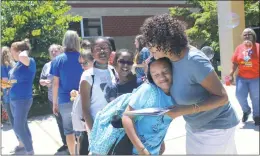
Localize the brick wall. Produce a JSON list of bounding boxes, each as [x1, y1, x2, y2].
[[102, 16, 152, 36]]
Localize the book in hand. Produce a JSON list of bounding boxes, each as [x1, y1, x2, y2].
[[123, 108, 171, 116]]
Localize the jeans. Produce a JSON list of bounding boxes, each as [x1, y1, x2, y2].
[[236, 76, 260, 117], [2, 89, 10, 104], [49, 100, 67, 145], [10, 98, 33, 152], [2, 100, 14, 127], [59, 102, 74, 135]]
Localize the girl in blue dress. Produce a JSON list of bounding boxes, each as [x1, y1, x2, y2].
[[89, 57, 175, 155]]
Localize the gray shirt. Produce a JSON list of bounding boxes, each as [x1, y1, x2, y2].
[[40, 61, 53, 102], [170, 47, 239, 131]]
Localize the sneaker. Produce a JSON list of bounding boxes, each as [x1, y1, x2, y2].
[[10, 146, 25, 153], [242, 111, 251, 122], [254, 116, 260, 126], [57, 145, 68, 152], [26, 150, 34, 155]]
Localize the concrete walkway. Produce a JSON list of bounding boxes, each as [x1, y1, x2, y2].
[[1, 85, 259, 155]]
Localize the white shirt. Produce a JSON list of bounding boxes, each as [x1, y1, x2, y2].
[[80, 65, 117, 119]]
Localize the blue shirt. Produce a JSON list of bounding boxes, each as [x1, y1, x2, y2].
[[170, 47, 239, 131], [1, 65, 12, 78], [9, 58, 36, 100], [129, 83, 174, 155], [1, 65, 12, 104], [135, 47, 150, 79], [50, 52, 83, 104]]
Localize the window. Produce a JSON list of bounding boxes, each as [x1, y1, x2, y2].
[[83, 18, 102, 37], [68, 18, 102, 38], [68, 22, 81, 37]]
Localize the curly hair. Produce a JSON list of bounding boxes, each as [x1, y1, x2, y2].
[[140, 13, 188, 56], [1, 46, 14, 66]]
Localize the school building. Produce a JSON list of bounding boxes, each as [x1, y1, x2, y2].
[[66, 1, 194, 51]]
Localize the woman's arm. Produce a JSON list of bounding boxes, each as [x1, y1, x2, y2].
[[80, 80, 93, 133], [167, 71, 229, 118], [39, 79, 47, 86], [18, 51, 30, 66], [134, 64, 145, 68], [229, 62, 238, 83], [122, 106, 150, 155], [52, 76, 59, 116]]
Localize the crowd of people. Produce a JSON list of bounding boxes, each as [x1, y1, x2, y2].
[[1, 13, 259, 155]]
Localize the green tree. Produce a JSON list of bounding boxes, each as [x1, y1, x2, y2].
[[1, 1, 82, 52], [169, 0, 259, 53]]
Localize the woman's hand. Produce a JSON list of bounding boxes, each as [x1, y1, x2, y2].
[[53, 103, 59, 116], [166, 105, 193, 119]]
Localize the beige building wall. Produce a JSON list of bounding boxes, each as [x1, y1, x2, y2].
[[217, 1, 245, 81], [68, 7, 189, 18]]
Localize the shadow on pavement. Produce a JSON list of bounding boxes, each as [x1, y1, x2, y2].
[[28, 114, 54, 123], [54, 150, 70, 155], [239, 121, 259, 131]]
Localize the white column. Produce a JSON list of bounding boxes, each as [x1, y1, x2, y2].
[[217, 1, 245, 81]]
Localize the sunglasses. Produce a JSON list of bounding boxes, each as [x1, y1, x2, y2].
[[117, 59, 134, 65]]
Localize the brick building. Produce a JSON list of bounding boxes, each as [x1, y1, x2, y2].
[[67, 1, 194, 51]]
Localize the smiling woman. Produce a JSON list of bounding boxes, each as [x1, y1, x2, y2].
[[141, 13, 239, 155], [113, 49, 139, 97]]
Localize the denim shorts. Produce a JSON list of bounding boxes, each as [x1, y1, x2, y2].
[[59, 102, 74, 135]]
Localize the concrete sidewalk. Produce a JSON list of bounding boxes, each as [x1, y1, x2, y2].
[[1, 85, 259, 155]]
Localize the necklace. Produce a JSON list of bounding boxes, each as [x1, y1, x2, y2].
[[94, 61, 108, 69]]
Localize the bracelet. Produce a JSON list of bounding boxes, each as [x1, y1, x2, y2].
[[192, 104, 200, 114]]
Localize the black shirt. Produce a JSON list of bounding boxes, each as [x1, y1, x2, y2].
[[116, 75, 139, 97]]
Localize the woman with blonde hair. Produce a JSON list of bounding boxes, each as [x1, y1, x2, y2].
[[50, 30, 83, 155], [1, 46, 14, 118], [9, 39, 36, 155], [1, 46, 18, 146], [133, 35, 151, 85]]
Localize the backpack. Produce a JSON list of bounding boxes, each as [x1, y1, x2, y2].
[[89, 83, 157, 154], [71, 65, 116, 131]]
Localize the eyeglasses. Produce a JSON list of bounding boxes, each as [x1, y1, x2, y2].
[[117, 59, 134, 65], [93, 46, 111, 53]]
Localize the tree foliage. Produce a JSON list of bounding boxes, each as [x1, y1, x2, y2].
[[1, 1, 82, 52], [169, 0, 259, 53], [1, 1, 82, 117]]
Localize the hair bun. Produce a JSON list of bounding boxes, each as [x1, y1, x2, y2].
[[23, 38, 31, 50], [23, 38, 30, 43]]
